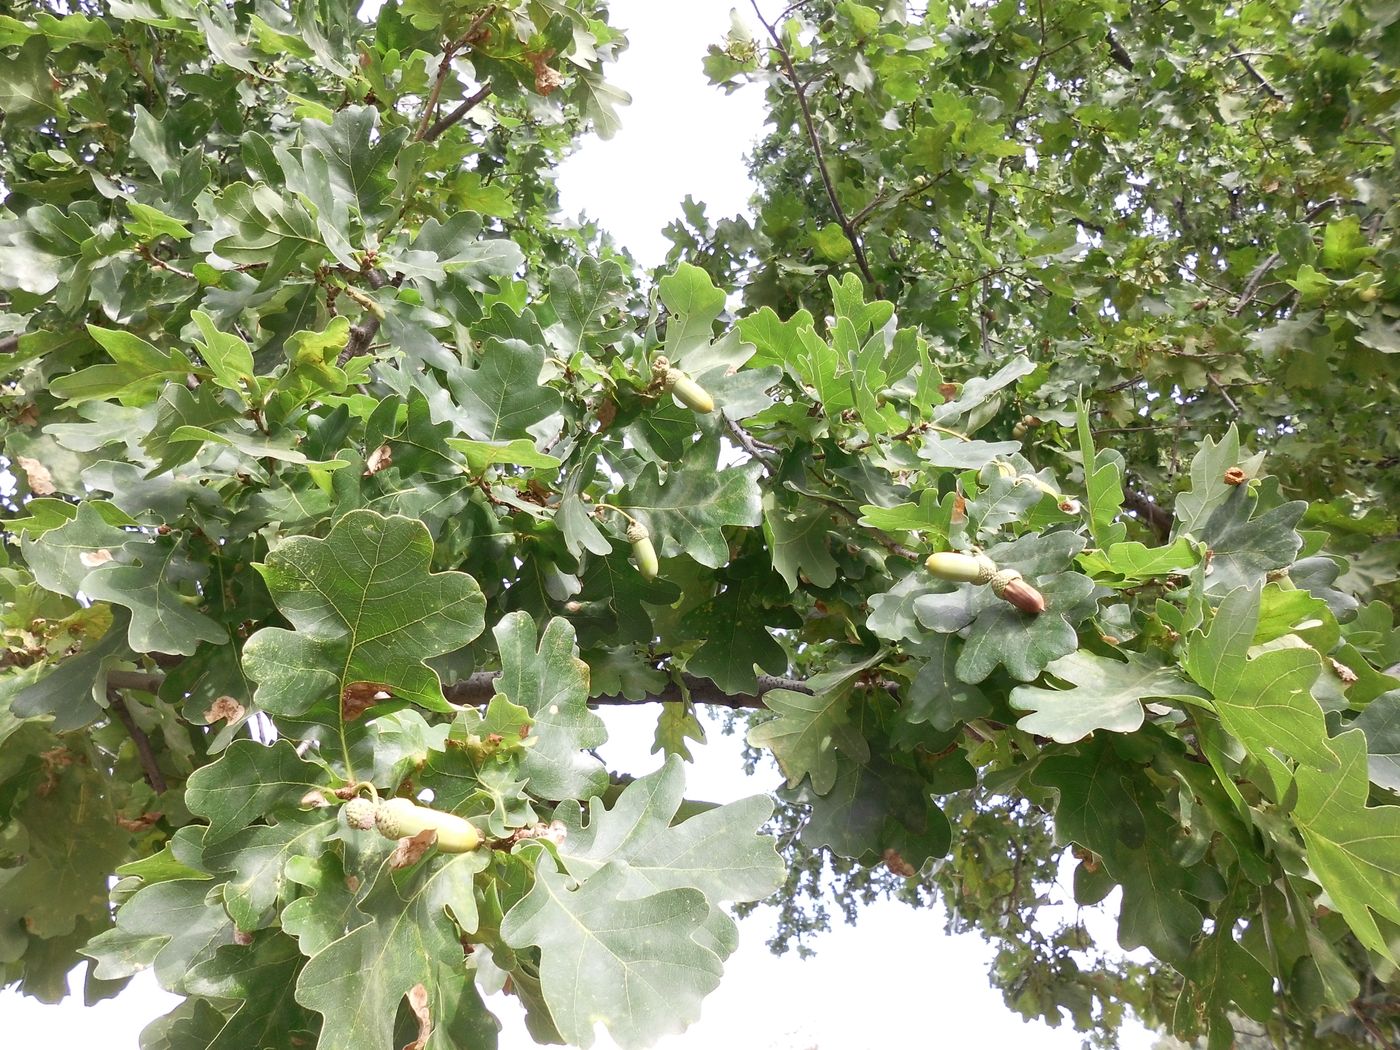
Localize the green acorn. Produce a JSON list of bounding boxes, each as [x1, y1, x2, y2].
[[627, 520, 660, 580], [373, 797, 481, 853]]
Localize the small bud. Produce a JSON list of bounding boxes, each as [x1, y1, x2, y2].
[[1223, 466, 1247, 486], [990, 569, 1046, 615]]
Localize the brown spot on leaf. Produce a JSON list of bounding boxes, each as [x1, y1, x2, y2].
[[342, 682, 393, 721], [530, 50, 564, 95], [882, 848, 916, 878], [1329, 658, 1358, 685], [79, 548, 114, 568], [233, 929, 254, 946], [204, 695, 246, 724], [364, 444, 393, 476], [1223, 466, 1247, 486], [390, 829, 436, 870], [16, 456, 55, 495], [402, 983, 433, 1050], [115, 811, 163, 833]]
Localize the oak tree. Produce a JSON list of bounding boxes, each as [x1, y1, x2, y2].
[[2, 2, 1398, 1049]]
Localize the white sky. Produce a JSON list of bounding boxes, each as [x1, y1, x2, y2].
[[2, 2, 1157, 1047]]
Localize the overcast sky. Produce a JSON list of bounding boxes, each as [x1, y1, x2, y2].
[[2, 3, 1156, 1047]]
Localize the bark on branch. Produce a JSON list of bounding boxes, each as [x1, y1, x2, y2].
[[107, 667, 813, 713], [749, 0, 878, 292], [108, 689, 168, 794]]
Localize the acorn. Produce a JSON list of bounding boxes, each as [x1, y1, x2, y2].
[[664, 368, 715, 414], [373, 798, 481, 853], [990, 569, 1047, 615], [627, 521, 659, 580], [924, 551, 997, 584]]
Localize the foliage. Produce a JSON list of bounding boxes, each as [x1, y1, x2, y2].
[[1, 2, 1399, 1050]]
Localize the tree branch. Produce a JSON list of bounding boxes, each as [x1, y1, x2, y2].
[[1105, 29, 1134, 71], [1234, 52, 1284, 101], [444, 672, 813, 709], [749, 0, 878, 292], [414, 5, 497, 141], [423, 82, 494, 143], [108, 689, 167, 794], [1121, 488, 1173, 543], [337, 268, 391, 365]]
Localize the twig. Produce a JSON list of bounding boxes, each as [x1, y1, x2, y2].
[[423, 83, 494, 142], [807, 492, 921, 561], [337, 268, 391, 365], [136, 245, 194, 281], [1207, 373, 1240, 416], [1233, 52, 1284, 101], [414, 5, 497, 141], [749, 0, 878, 291], [445, 672, 812, 709], [108, 689, 168, 794], [726, 416, 779, 467], [1230, 252, 1279, 316]]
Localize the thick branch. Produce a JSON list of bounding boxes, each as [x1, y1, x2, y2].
[[108, 690, 168, 794], [1121, 488, 1173, 543], [749, 0, 877, 291], [1105, 29, 1134, 71]]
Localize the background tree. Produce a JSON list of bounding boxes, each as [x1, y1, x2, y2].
[[1, 2, 1398, 1050]]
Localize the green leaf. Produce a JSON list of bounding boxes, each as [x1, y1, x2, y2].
[[1185, 587, 1340, 773], [500, 857, 722, 1050], [184, 933, 318, 1050], [658, 262, 725, 365], [1010, 650, 1207, 743], [444, 338, 563, 441], [109, 879, 237, 992], [1078, 538, 1200, 582], [1294, 730, 1400, 961], [1076, 399, 1127, 548], [764, 501, 838, 589], [201, 810, 333, 931], [749, 677, 872, 792], [242, 511, 485, 718], [1353, 689, 1400, 792], [682, 560, 798, 695], [185, 739, 330, 846], [553, 756, 783, 907], [492, 611, 608, 801], [295, 849, 489, 1050], [80, 538, 228, 655], [0, 37, 61, 121], [620, 443, 762, 568]]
